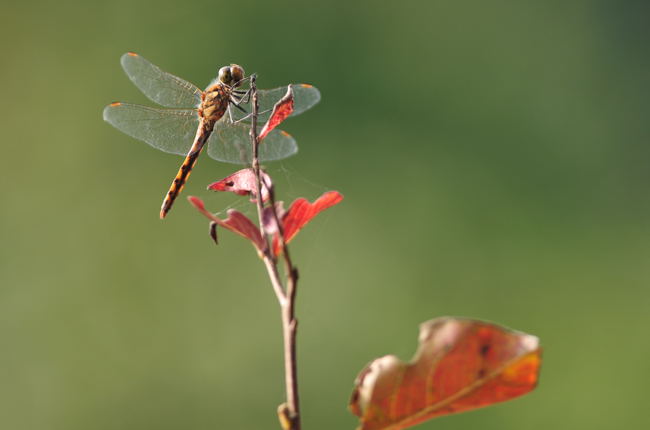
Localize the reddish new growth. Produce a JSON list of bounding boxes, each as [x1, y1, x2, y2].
[[187, 84, 343, 258], [188, 195, 266, 251], [269, 191, 343, 256], [189, 188, 342, 257], [259, 86, 295, 140], [207, 168, 271, 202]]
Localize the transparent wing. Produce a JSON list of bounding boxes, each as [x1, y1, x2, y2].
[[206, 121, 298, 165], [103, 102, 199, 155], [120, 52, 202, 108], [231, 84, 321, 123]]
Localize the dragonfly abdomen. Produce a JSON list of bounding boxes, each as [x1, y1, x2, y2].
[[159, 122, 214, 219]]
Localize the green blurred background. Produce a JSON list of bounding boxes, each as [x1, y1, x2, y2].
[[1, 0, 649, 429]]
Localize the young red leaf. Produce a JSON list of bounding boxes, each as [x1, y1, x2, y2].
[[187, 196, 265, 252], [272, 191, 343, 255], [188, 195, 207, 212], [207, 168, 271, 202], [349, 317, 541, 430], [221, 210, 266, 251], [259, 86, 294, 141]]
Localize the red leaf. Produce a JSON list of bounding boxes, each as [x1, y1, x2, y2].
[[187, 196, 265, 252], [221, 210, 266, 251], [349, 317, 542, 430], [207, 168, 271, 202], [259, 86, 294, 141], [188, 195, 206, 211], [272, 191, 343, 255]]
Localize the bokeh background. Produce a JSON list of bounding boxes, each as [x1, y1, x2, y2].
[[1, 0, 649, 429]]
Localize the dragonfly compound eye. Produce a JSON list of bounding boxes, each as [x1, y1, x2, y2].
[[230, 64, 245, 86], [218, 66, 232, 84]]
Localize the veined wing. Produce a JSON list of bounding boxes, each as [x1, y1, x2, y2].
[[230, 84, 321, 123], [103, 103, 199, 155], [121, 52, 202, 108], [206, 121, 298, 165]]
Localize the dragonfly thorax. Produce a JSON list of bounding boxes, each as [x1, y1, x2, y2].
[[200, 83, 231, 122]]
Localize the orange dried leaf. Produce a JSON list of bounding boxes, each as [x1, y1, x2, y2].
[[349, 317, 542, 430], [259, 86, 294, 141]]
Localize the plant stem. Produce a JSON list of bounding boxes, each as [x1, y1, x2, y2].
[[248, 75, 301, 430]]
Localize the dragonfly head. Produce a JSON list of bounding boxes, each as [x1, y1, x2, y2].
[[218, 64, 245, 87]]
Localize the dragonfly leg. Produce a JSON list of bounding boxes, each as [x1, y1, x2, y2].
[[226, 102, 248, 123], [230, 101, 248, 112], [239, 87, 252, 104], [231, 84, 251, 105], [230, 88, 251, 107], [230, 107, 273, 124], [232, 75, 253, 89]]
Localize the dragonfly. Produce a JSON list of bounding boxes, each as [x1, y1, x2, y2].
[[103, 52, 320, 219]]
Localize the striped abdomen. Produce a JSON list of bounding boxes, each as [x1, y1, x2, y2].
[[159, 121, 213, 219]]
